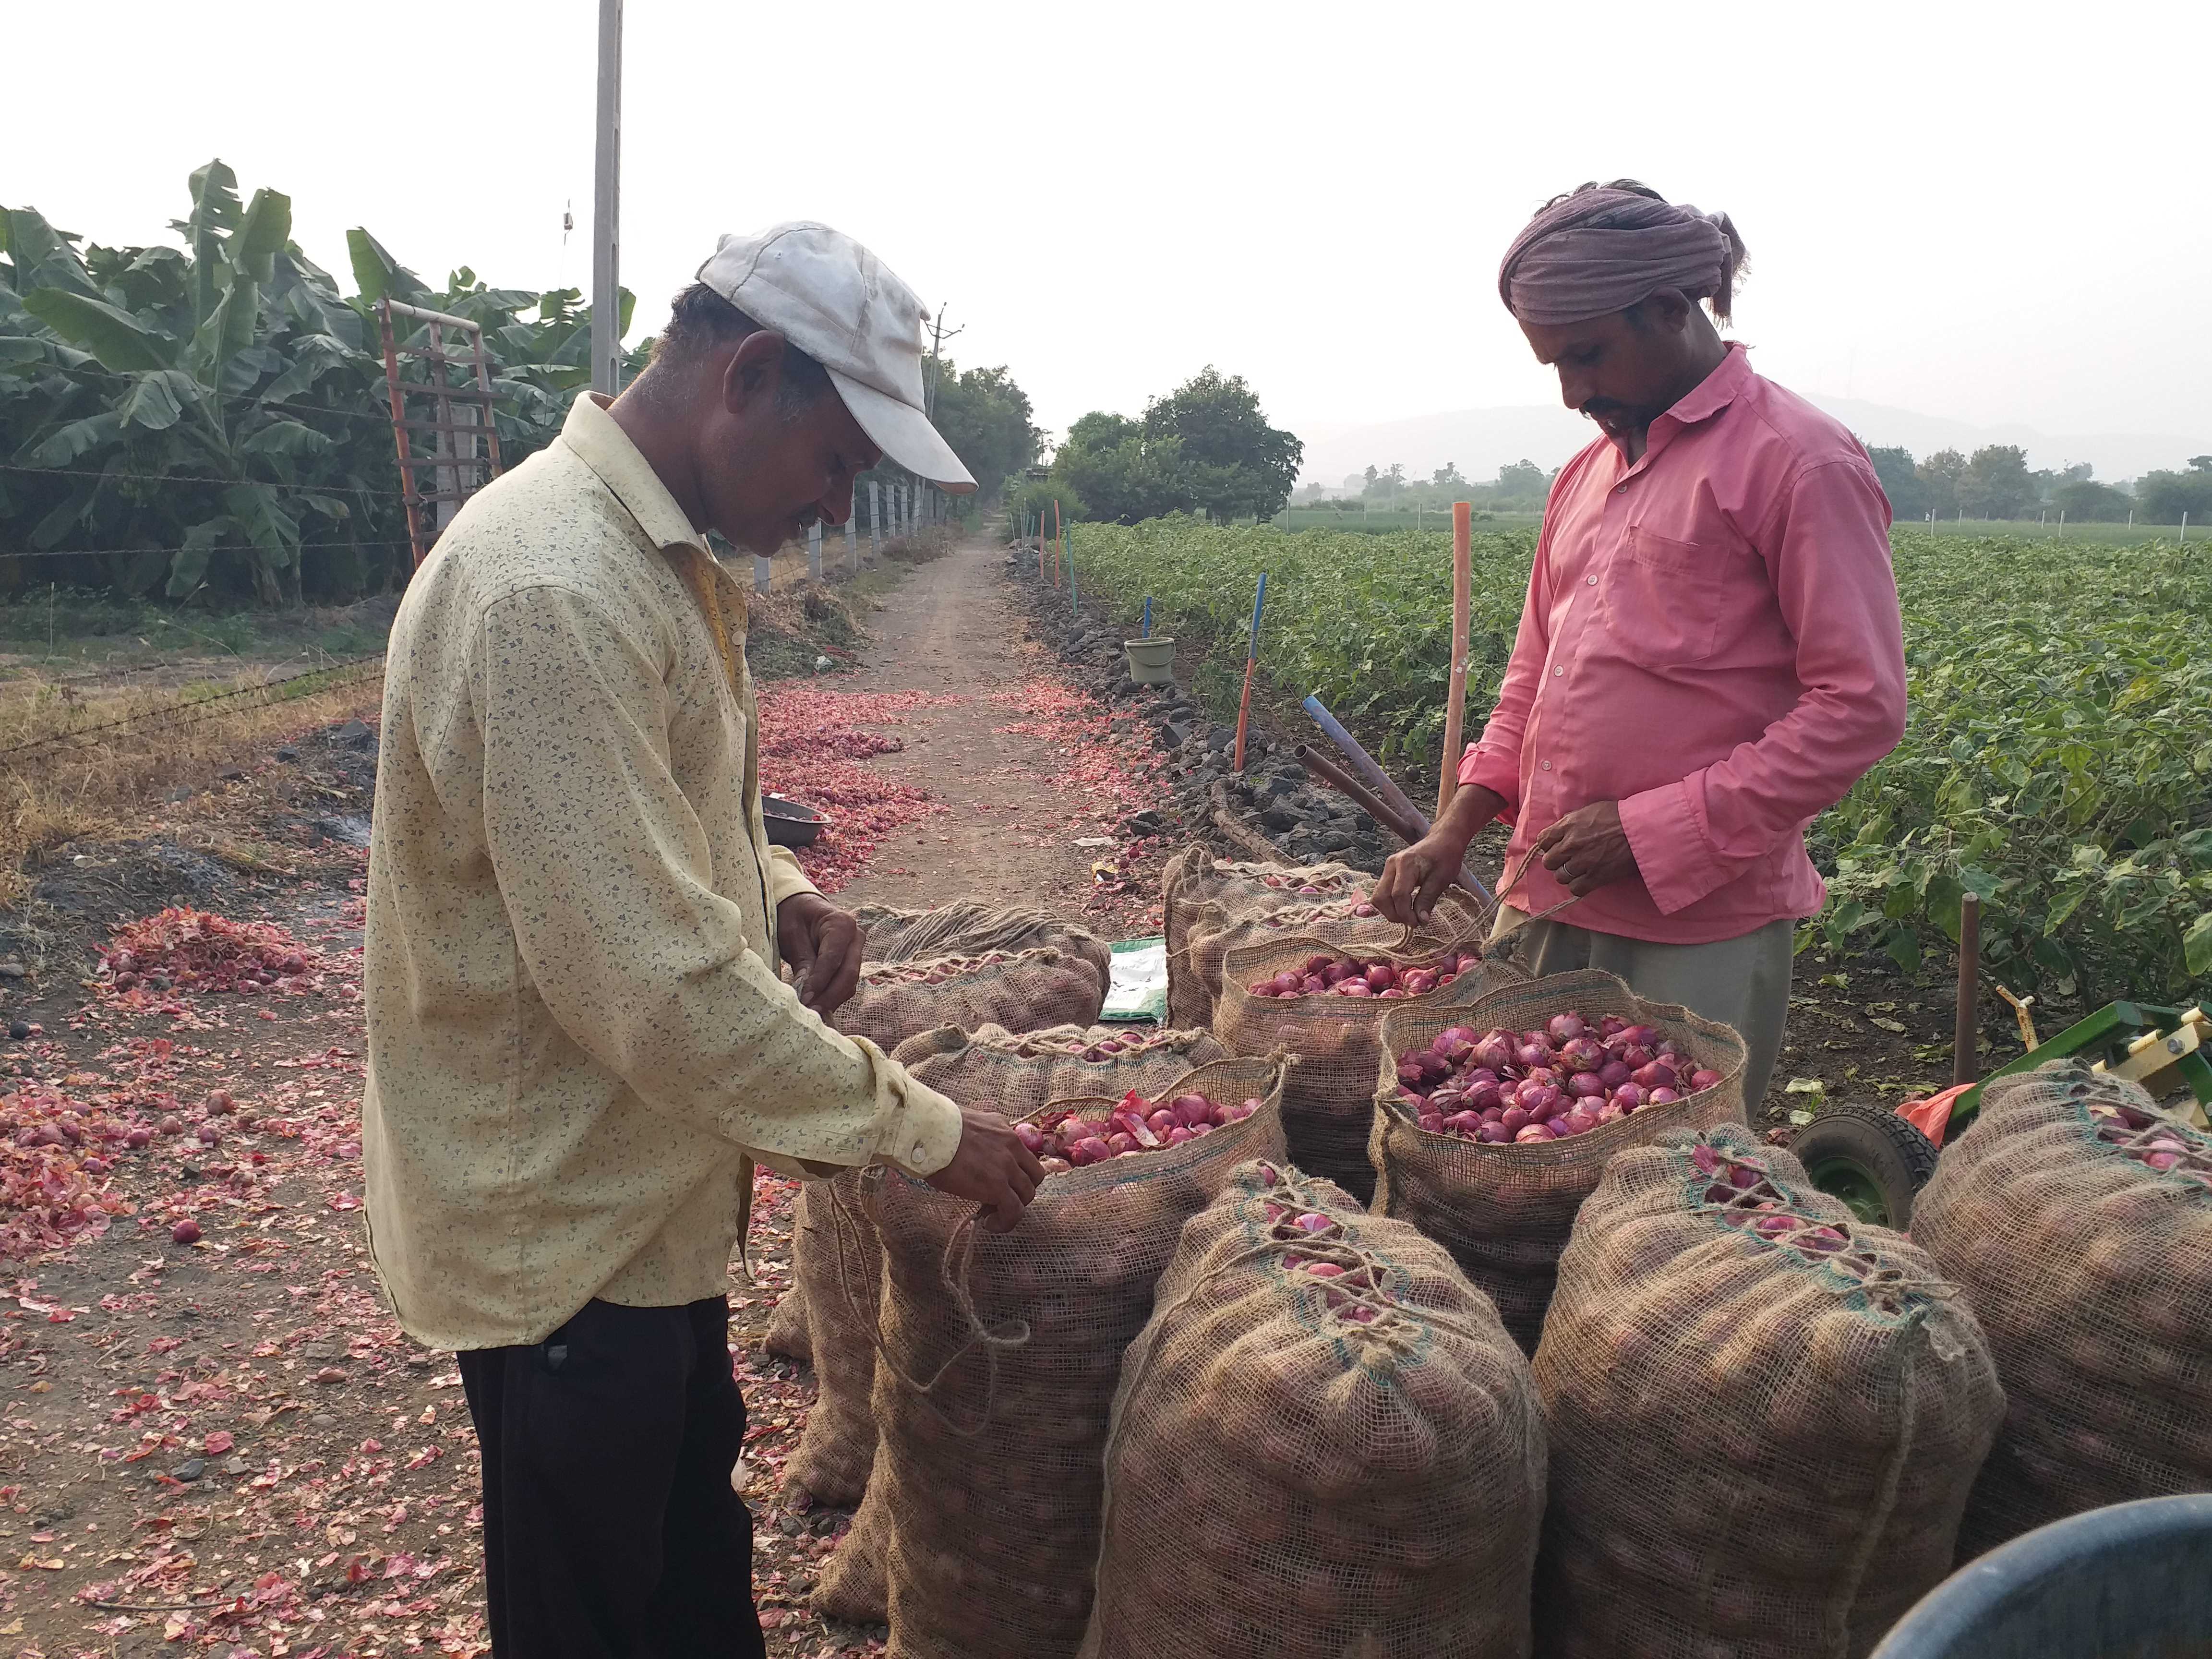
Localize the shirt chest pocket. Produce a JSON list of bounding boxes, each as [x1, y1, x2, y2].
[[1599, 525, 1730, 666]]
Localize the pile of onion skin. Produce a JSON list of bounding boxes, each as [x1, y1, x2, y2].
[[1394, 1010, 1723, 1145]]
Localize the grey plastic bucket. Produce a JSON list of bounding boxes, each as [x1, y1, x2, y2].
[[1124, 636, 1177, 685], [1870, 1493, 2212, 1659]]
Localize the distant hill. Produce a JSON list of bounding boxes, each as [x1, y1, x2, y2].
[[1296, 396, 2209, 492]]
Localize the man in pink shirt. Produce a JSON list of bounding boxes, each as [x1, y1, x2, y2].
[[1374, 180, 1907, 1105]]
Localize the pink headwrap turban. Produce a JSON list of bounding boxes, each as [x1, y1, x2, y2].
[[1499, 187, 1744, 326]]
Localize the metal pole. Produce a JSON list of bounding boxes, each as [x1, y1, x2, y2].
[[807, 520, 822, 581], [844, 513, 857, 575], [869, 481, 881, 561], [590, 0, 624, 397], [753, 553, 769, 596]]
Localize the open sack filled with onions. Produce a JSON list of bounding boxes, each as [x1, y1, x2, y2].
[[855, 1054, 1292, 1659], [1168, 884, 1486, 1033], [831, 941, 1109, 1055], [1368, 968, 1747, 1353], [1082, 1158, 1546, 1659], [784, 1023, 1227, 1516], [1531, 1125, 2003, 1659], [891, 1022, 1228, 1123], [854, 900, 1114, 978], [1214, 934, 1523, 1202], [1910, 1059, 2212, 1561], [1161, 846, 1367, 968]]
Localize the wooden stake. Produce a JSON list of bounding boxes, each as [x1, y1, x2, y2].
[[1438, 500, 1472, 819], [1954, 890, 1982, 1086]]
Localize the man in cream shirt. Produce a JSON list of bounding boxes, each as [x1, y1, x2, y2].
[[363, 223, 1041, 1657]]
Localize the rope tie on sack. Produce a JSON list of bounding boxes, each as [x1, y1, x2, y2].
[[1690, 1146, 1960, 1308], [825, 1173, 1030, 1440]]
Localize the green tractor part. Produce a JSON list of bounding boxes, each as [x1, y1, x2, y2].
[[1797, 1001, 2210, 1229]]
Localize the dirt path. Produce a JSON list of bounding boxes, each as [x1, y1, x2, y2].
[[825, 536, 1162, 929], [0, 538, 1170, 1659]]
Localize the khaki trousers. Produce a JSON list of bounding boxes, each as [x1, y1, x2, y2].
[[1491, 907, 1795, 1109]]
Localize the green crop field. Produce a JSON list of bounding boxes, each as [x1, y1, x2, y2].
[[1280, 507, 1547, 536], [1065, 516, 2212, 1005]]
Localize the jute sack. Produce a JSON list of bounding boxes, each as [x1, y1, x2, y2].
[[1369, 968, 1749, 1353], [1170, 887, 1485, 1033], [781, 1172, 880, 1506], [892, 1022, 1228, 1118], [856, 901, 1112, 984], [1909, 1059, 2212, 1560], [1161, 846, 1365, 966], [1214, 933, 1521, 1202], [1531, 1124, 2004, 1659], [764, 1278, 811, 1363], [812, 1471, 893, 1623], [1081, 1159, 1546, 1659], [833, 943, 1107, 1055], [867, 1055, 1294, 1659], [787, 1023, 1235, 1510]]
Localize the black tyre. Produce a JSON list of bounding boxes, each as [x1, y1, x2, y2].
[[1794, 1102, 1941, 1229]]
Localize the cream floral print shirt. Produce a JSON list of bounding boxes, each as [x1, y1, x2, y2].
[[362, 393, 963, 1351]]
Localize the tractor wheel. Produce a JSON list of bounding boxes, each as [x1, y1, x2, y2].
[[1794, 1102, 1941, 1229]]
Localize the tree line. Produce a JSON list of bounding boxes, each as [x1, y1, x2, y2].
[[1865, 445, 2209, 525], [1012, 368, 1303, 529], [0, 162, 1040, 605]]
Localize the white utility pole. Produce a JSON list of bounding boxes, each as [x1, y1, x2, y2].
[[590, 0, 625, 397]]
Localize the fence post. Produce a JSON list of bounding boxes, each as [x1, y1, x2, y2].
[[869, 480, 881, 562], [807, 520, 822, 581], [844, 513, 857, 575], [753, 553, 770, 595]]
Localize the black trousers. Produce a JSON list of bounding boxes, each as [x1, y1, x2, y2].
[[457, 1295, 769, 1659]]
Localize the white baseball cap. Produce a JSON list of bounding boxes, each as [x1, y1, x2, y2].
[[696, 223, 976, 494]]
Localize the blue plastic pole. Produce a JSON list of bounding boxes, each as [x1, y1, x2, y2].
[[1247, 571, 1268, 661], [1142, 596, 1152, 638], [1302, 693, 1495, 903]]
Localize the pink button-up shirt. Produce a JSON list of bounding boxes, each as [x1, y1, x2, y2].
[[1459, 344, 1906, 945]]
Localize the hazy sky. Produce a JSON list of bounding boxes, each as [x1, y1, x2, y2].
[[13, 1, 2208, 472]]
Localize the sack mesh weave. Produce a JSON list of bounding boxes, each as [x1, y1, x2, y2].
[[1215, 935, 1521, 1201], [833, 944, 1107, 1054], [812, 1469, 892, 1624], [1369, 968, 1749, 1352], [1170, 889, 1484, 1033], [1082, 1159, 1546, 1659], [1531, 1124, 2004, 1659], [783, 1171, 881, 1506], [857, 902, 1112, 983], [789, 1027, 1225, 1514], [1909, 1059, 2212, 1559], [764, 1276, 811, 1363], [892, 1022, 1228, 1118], [1161, 847, 1365, 967], [868, 1056, 1293, 1659]]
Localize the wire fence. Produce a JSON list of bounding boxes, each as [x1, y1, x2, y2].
[[0, 653, 387, 763]]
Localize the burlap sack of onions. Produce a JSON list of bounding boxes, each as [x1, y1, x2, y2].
[[1910, 1059, 2212, 1559], [1369, 967, 1748, 1352], [1530, 1125, 2003, 1659], [862, 1056, 1293, 1658], [1081, 1159, 1546, 1659]]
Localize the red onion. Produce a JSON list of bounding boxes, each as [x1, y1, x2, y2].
[[1322, 960, 1359, 986], [1365, 963, 1398, 991], [1568, 1073, 1607, 1100], [1015, 1123, 1047, 1154], [1547, 1012, 1587, 1044], [1433, 1026, 1478, 1059], [1618, 1043, 1654, 1070], [171, 1218, 201, 1245], [1467, 1082, 1504, 1113], [1455, 954, 1482, 974], [1690, 1069, 1722, 1092], [1515, 1042, 1551, 1071], [1400, 969, 1437, 995], [1598, 1059, 1633, 1089], [1632, 1061, 1679, 1092], [1472, 1037, 1515, 1073], [1611, 1083, 1645, 1111], [1336, 980, 1373, 998], [1500, 1106, 1530, 1134], [1477, 1122, 1511, 1143], [1271, 970, 1304, 995], [1646, 1087, 1682, 1106], [1515, 1123, 1556, 1143]]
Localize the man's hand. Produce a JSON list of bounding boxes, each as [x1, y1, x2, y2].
[[924, 1107, 1046, 1233], [1371, 784, 1503, 926], [779, 892, 865, 1015], [1534, 800, 1639, 897]]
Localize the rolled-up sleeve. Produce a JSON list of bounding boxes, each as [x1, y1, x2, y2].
[[1457, 520, 1556, 813], [1617, 459, 1907, 915], [471, 581, 962, 1178]]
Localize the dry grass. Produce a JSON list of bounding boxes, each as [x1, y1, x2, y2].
[[0, 662, 385, 907]]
